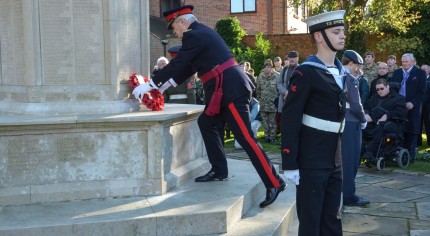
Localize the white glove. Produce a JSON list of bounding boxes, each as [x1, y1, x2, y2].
[[283, 170, 300, 185], [361, 121, 367, 130], [132, 83, 152, 99]]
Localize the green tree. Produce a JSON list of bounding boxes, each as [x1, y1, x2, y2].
[[290, 0, 430, 57], [215, 17, 246, 48], [215, 18, 274, 74]]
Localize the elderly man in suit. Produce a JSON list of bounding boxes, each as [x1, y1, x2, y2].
[[389, 53, 426, 163]]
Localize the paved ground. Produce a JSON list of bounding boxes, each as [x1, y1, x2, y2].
[[225, 148, 430, 236]]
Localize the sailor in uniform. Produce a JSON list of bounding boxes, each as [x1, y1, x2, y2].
[[133, 5, 285, 208], [281, 10, 347, 235], [341, 50, 370, 207]]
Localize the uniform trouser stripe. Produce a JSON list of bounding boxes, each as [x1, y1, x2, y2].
[[228, 102, 280, 188]]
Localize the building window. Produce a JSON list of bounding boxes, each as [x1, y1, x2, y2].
[[231, 0, 256, 13], [160, 0, 181, 17]]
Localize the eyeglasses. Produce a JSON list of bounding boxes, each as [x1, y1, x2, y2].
[[376, 87, 385, 91], [378, 67, 388, 70]]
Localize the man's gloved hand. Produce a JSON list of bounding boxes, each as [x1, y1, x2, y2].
[[283, 169, 300, 185], [132, 83, 152, 99], [361, 121, 367, 130]]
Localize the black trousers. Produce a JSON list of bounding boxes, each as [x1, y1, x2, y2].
[[198, 94, 282, 188], [296, 167, 343, 236]]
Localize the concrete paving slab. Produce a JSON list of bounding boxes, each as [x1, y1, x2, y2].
[[355, 175, 390, 185], [373, 179, 421, 190], [403, 185, 430, 194], [409, 219, 430, 230], [414, 196, 430, 202], [344, 202, 416, 219], [417, 202, 430, 220], [354, 186, 427, 203], [342, 214, 408, 236], [411, 230, 430, 236]]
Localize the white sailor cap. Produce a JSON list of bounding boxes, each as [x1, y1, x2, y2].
[[305, 10, 346, 33]]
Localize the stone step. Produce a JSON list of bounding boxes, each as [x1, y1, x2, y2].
[[221, 181, 297, 236], [0, 159, 297, 236]]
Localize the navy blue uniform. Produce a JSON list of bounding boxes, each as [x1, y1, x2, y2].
[[281, 56, 346, 236], [341, 73, 366, 205], [152, 21, 283, 189]]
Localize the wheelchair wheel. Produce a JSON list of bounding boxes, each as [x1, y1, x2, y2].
[[377, 157, 385, 170], [397, 148, 410, 168]]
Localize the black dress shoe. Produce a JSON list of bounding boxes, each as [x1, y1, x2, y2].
[[345, 197, 370, 207], [259, 179, 286, 208], [195, 171, 228, 182]]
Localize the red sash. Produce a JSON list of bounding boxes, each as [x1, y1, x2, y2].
[[199, 58, 238, 116]]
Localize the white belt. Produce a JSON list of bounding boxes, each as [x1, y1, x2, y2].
[[302, 114, 344, 133], [170, 94, 187, 99]]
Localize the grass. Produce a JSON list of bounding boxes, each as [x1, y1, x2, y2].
[[224, 130, 430, 174]]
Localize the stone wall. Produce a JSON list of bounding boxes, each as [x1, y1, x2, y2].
[[0, 0, 151, 115], [0, 105, 208, 205]]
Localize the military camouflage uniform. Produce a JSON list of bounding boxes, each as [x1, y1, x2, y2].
[[363, 62, 378, 87], [257, 70, 279, 141]]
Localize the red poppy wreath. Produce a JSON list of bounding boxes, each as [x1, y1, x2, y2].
[[128, 73, 164, 111]]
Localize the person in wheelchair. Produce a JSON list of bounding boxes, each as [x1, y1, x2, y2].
[[362, 79, 408, 160]]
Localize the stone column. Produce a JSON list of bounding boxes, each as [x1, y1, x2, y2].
[[0, 0, 151, 115]]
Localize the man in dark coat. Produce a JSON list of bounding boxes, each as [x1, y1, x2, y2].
[[281, 10, 347, 236], [362, 79, 407, 158], [132, 5, 285, 208], [389, 53, 426, 162]]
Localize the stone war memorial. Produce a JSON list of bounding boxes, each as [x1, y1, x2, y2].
[[0, 0, 208, 206]]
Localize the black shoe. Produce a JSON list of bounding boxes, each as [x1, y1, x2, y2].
[[345, 197, 370, 207], [195, 171, 228, 182], [259, 179, 286, 208]]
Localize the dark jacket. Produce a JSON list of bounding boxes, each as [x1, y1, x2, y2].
[[390, 66, 426, 134], [358, 75, 369, 105], [364, 90, 407, 123], [281, 56, 346, 170], [345, 73, 366, 123], [151, 21, 254, 107]]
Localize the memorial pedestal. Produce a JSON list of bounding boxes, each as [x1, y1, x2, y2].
[[0, 104, 209, 205]]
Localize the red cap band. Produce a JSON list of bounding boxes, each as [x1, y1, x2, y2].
[[165, 8, 193, 22]]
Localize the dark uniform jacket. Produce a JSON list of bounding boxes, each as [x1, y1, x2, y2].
[[345, 73, 366, 123], [281, 56, 346, 170], [364, 90, 407, 123], [152, 21, 254, 107], [390, 66, 426, 134], [357, 75, 369, 105]]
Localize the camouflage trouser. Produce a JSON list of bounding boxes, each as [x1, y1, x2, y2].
[[260, 112, 277, 140]]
